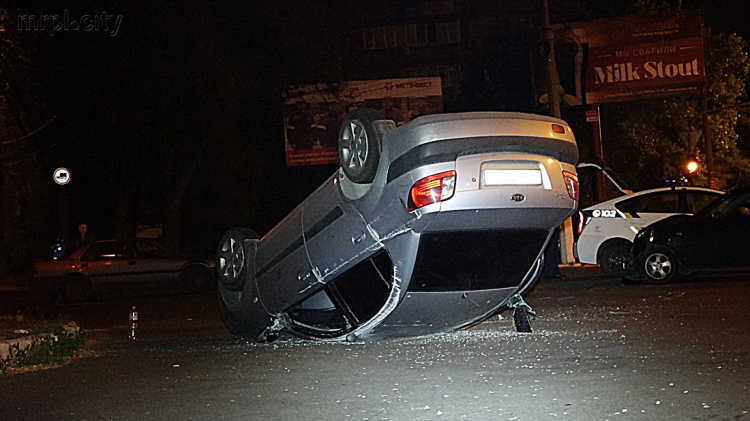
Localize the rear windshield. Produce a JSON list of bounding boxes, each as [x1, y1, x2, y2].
[[409, 230, 547, 292]]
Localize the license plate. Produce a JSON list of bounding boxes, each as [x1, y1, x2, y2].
[[483, 169, 542, 186]]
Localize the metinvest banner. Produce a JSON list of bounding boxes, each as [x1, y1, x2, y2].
[[572, 12, 706, 104], [283, 77, 443, 167]]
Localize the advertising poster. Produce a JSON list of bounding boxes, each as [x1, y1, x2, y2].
[[580, 12, 705, 104], [536, 11, 706, 105], [283, 77, 443, 166]]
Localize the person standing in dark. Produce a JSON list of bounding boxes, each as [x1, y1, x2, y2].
[[71, 223, 95, 250], [542, 226, 566, 281], [319, 102, 343, 148], [286, 100, 314, 150]]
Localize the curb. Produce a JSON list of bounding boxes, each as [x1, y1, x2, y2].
[[0, 322, 80, 361]]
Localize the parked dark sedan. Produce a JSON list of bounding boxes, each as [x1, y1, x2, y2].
[[632, 186, 750, 283], [31, 239, 215, 301]]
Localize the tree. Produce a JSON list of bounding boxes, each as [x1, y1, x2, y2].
[[0, 8, 55, 271], [603, 31, 750, 191]]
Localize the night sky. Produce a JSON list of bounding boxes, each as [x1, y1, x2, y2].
[[3, 0, 747, 252]]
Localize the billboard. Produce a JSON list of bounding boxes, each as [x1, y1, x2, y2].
[[546, 11, 706, 105], [282, 77, 443, 166]]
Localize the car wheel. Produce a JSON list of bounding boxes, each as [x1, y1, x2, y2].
[[338, 108, 386, 184], [597, 241, 633, 278], [62, 276, 92, 302], [643, 247, 678, 284], [182, 266, 213, 292], [216, 228, 259, 292]]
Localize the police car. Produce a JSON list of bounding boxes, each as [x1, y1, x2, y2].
[[575, 185, 722, 277]]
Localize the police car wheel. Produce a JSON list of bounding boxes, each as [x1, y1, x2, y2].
[[598, 241, 633, 278]]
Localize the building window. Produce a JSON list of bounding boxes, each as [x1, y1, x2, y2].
[[363, 21, 461, 50], [363, 27, 385, 50], [405, 25, 418, 47], [436, 21, 461, 44], [384, 25, 398, 49]]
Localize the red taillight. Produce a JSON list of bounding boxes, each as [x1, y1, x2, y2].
[[407, 170, 456, 211], [562, 171, 579, 201], [551, 124, 566, 134]]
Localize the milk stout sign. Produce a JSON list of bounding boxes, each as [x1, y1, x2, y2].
[[568, 12, 706, 104]]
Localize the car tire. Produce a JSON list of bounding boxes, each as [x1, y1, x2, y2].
[[216, 227, 259, 292], [597, 240, 633, 278], [182, 266, 213, 292], [62, 276, 92, 302], [338, 108, 386, 184], [643, 246, 678, 284]]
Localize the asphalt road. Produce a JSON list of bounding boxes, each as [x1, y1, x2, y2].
[[1, 269, 749, 421]]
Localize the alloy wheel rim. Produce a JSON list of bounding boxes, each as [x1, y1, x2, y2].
[[645, 253, 671, 279], [219, 237, 244, 279], [607, 253, 626, 271], [341, 119, 368, 174]]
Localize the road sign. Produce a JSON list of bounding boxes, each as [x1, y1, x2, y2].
[[54, 167, 70, 185]]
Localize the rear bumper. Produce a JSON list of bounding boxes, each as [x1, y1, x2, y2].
[[574, 233, 602, 264]]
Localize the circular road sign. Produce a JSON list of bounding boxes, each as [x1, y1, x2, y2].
[[54, 167, 71, 185]]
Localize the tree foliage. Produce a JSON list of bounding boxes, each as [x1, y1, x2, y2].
[[603, 31, 750, 190], [0, 8, 55, 270]]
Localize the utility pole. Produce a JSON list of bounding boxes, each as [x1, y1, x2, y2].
[[542, 0, 561, 118], [587, 106, 607, 202], [541, 0, 574, 264]]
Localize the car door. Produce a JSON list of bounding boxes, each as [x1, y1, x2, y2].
[[679, 194, 750, 269], [302, 181, 379, 288], [717, 194, 750, 268], [131, 240, 184, 288], [616, 191, 681, 234], [255, 206, 314, 311], [79, 241, 136, 288]]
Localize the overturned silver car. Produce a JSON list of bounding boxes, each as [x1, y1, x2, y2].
[[217, 109, 579, 341]]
